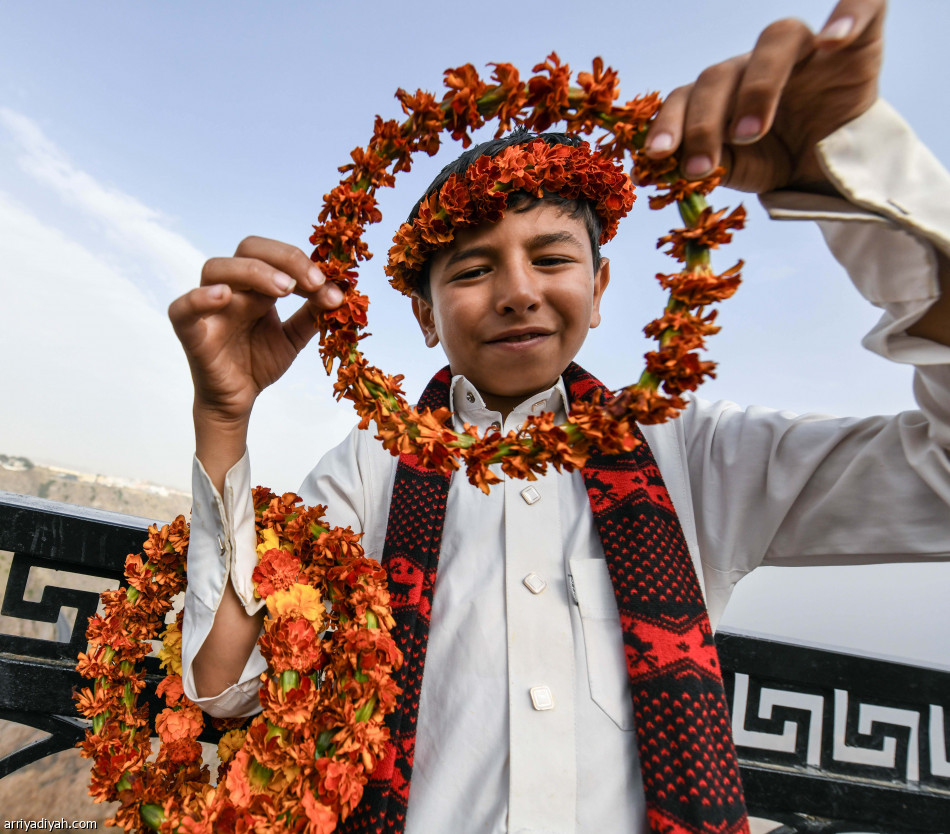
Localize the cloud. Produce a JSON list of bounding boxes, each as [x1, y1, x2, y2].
[[0, 107, 204, 300]]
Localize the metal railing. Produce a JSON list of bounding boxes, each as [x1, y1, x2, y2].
[[1, 490, 947, 832]]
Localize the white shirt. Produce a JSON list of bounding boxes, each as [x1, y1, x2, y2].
[[181, 100, 950, 833]]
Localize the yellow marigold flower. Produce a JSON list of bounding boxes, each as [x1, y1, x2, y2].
[[256, 527, 281, 559], [217, 729, 246, 764], [266, 583, 325, 630], [157, 620, 183, 676]]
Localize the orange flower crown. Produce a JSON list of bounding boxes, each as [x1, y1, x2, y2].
[[386, 138, 634, 296]]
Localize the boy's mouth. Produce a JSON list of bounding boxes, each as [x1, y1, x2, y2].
[[487, 329, 552, 345]]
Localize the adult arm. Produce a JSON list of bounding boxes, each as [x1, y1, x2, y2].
[[679, 101, 950, 626]]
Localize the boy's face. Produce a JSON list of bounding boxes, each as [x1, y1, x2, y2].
[[412, 200, 610, 416]]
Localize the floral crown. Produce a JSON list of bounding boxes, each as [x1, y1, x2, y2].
[[385, 137, 634, 296]]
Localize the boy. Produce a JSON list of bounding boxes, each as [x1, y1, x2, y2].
[[171, 0, 950, 831]]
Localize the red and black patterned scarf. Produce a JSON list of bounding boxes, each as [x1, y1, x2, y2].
[[340, 364, 749, 834]]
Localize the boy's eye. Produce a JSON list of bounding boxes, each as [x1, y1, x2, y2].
[[534, 255, 572, 267], [451, 266, 489, 281]]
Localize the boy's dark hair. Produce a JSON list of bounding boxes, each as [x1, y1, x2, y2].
[[408, 127, 604, 302]]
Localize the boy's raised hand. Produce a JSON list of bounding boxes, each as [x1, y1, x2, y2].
[[644, 0, 885, 194], [168, 237, 343, 485]]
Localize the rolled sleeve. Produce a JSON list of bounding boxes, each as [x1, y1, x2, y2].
[[181, 452, 265, 717]]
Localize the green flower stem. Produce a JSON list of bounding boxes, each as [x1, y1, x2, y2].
[[248, 757, 274, 788], [140, 804, 165, 831], [677, 192, 708, 226], [281, 670, 300, 692], [366, 611, 378, 629], [266, 721, 288, 744], [355, 697, 377, 723]]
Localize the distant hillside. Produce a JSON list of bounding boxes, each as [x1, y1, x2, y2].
[[0, 453, 191, 520]]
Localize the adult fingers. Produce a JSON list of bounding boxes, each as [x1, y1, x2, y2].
[[644, 84, 689, 158], [679, 57, 746, 177], [645, 56, 747, 178], [728, 18, 814, 145], [816, 0, 886, 49]]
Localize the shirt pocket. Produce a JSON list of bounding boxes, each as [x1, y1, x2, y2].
[[569, 558, 635, 732]]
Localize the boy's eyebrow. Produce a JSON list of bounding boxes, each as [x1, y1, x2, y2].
[[443, 231, 585, 267]]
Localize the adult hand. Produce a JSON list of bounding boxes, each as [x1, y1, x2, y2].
[[168, 236, 343, 430], [644, 0, 885, 194]]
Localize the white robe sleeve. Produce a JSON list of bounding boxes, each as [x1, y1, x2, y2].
[[682, 100, 950, 625]]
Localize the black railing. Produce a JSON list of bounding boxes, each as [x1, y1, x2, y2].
[[1, 490, 947, 832]]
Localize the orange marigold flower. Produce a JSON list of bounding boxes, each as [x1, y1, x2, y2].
[[259, 616, 326, 674], [317, 757, 365, 818], [643, 308, 720, 340], [260, 675, 320, 725], [368, 116, 412, 175], [487, 62, 528, 136], [631, 151, 677, 187], [648, 167, 725, 210], [156, 705, 204, 745], [657, 261, 743, 306], [646, 344, 717, 395], [156, 673, 186, 707], [526, 52, 571, 132], [442, 63, 488, 147], [395, 87, 444, 156], [253, 548, 303, 599], [301, 790, 338, 833], [658, 206, 746, 261], [571, 57, 620, 133]]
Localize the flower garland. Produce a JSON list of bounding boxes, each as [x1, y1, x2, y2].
[[75, 490, 401, 832], [312, 54, 745, 494]]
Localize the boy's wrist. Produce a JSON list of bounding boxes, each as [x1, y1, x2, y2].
[[193, 402, 251, 494]]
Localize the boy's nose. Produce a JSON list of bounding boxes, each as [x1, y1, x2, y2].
[[494, 262, 542, 315]]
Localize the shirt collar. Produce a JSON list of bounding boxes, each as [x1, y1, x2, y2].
[[448, 375, 569, 434]]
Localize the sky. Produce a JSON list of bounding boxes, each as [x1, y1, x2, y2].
[[1, 1, 948, 667]]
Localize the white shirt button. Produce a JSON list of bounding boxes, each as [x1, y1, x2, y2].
[[522, 572, 546, 594], [529, 685, 555, 711], [489, 420, 501, 431], [531, 399, 547, 412], [520, 486, 541, 505], [466, 391, 476, 403]]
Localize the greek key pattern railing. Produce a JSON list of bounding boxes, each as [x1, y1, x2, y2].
[[1, 490, 947, 832]]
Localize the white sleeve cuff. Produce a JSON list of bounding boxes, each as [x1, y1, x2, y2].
[[759, 99, 950, 365], [180, 451, 266, 717]]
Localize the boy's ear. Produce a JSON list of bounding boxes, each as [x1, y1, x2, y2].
[[589, 258, 611, 329], [411, 293, 440, 348]]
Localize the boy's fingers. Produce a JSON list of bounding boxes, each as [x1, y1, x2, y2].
[[168, 284, 230, 332], [282, 300, 326, 354], [233, 235, 325, 293], [201, 256, 302, 298], [730, 18, 813, 144], [816, 0, 885, 48]]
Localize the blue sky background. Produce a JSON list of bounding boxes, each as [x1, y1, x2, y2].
[[1, 1, 948, 665]]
